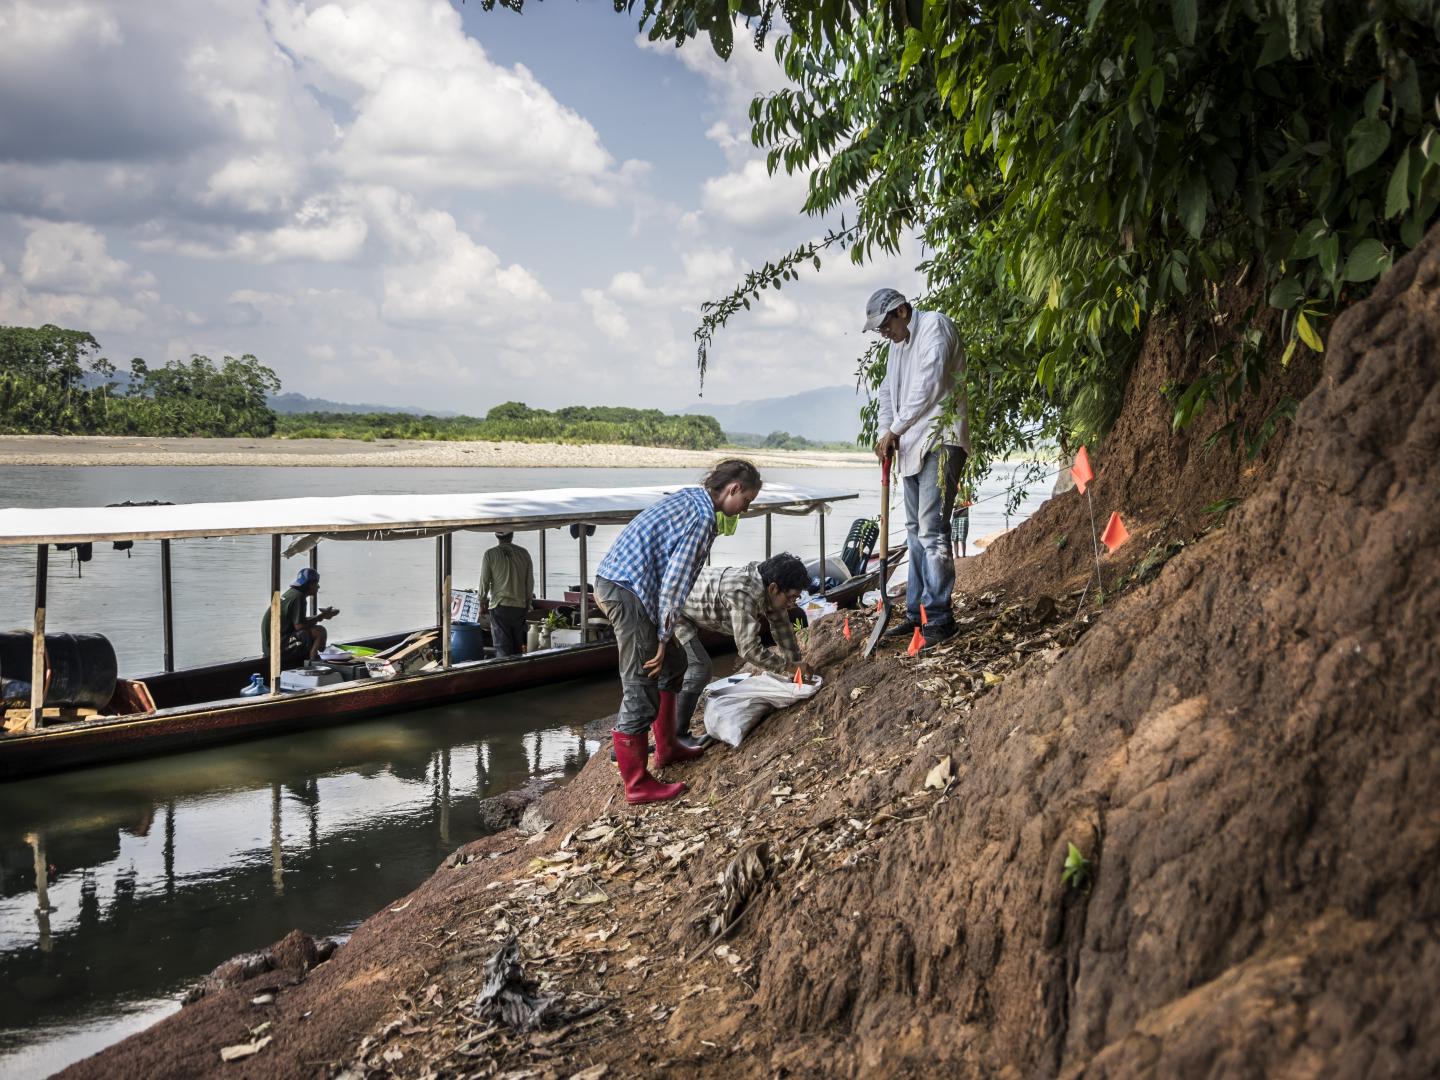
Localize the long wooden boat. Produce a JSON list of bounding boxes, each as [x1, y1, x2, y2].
[[0, 483, 887, 778]]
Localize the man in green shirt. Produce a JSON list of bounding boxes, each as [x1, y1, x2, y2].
[[259, 567, 338, 665], [478, 533, 534, 657]]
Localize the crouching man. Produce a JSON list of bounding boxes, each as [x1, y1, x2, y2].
[[669, 552, 812, 747]]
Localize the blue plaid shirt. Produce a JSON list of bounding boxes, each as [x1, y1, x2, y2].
[[597, 487, 717, 642]]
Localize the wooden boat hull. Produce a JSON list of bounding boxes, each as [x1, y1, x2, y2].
[[0, 559, 895, 779]]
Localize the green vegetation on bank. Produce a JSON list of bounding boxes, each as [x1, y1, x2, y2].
[[0, 325, 280, 437], [275, 402, 725, 449], [724, 430, 856, 452], [0, 326, 727, 448], [543, 0, 1440, 485]]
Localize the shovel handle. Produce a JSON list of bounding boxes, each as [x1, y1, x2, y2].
[[877, 453, 891, 587]]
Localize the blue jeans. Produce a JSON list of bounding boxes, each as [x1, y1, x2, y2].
[[902, 446, 966, 629]]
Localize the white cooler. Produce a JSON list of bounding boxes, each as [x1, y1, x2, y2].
[[279, 666, 345, 691]]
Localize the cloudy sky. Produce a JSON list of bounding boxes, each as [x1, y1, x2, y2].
[[0, 0, 922, 416]]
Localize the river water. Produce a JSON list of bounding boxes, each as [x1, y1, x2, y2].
[[0, 463, 1050, 1076]]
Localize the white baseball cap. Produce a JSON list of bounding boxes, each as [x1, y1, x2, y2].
[[863, 288, 907, 331]]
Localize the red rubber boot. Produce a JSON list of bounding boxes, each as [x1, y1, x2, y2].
[[652, 690, 705, 768], [613, 730, 685, 805]]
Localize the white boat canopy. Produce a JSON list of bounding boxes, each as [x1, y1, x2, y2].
[[0, 483, 858, 548]]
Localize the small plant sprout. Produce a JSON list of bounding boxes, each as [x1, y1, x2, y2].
[[1062, 842, 1092, 890]]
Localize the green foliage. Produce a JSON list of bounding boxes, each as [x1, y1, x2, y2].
[[565, 0, 1440, 485], [275, 404, 725, 450], [1203, 495, 1243, 517], [0, 324, 281, 437], [1062, 841, 1093, 890], [1124, 539, 1186, 586]]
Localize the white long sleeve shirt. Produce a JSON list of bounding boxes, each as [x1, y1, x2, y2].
[[875, 308, 970, 477]]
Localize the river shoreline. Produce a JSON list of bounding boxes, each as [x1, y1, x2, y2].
[[0, 435, 871, 470]]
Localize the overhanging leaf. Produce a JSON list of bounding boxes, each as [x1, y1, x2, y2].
[[1268, 278, 1304, 310], [1343, 238, 1390, 283], [1177, 171, 1208, 239], [1345, 118, 1391, 176], [1171, 0, 1197, 46], [1385, 151, 1412, 219]]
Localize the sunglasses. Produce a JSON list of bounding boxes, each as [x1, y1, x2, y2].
[[873, 309, 902, 333]]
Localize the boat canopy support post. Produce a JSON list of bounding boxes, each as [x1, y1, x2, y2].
[[28, 545, 46, 730], [161, 539, 175, 673], [269, 535, 281, 694], [27, 832, 53, 952], [818, 509, 827, 597], [765, 513, 772, 560], [538, 529, 547, 600], [578, 527, 589, 642], [439, 534, 452, 670], [307, 546, 318, 619]]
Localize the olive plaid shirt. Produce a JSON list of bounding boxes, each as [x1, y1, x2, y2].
[[675, 563, 801, 676]]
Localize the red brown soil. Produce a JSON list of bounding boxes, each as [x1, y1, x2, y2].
[[62, 228, 1440, 1079]]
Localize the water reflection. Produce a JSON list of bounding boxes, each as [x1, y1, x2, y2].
[[0, 676, 608, 1076]]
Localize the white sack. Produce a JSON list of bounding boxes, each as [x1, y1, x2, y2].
[[702, 671, 822, 748]]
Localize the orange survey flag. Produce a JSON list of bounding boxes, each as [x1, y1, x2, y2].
[[794, 667, 805, 686], [1071, 446, 1094, 494], [843, 615, 852, 640], [1101, 511, 1130, 552], [920, 604, 929, 625], [907, 626, 924, 657]]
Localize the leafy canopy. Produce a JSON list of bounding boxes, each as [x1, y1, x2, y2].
[[489, 0, 1440, 481], [0, 324, 282, 437]]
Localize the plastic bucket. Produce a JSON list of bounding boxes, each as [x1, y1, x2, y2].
[[449, 621, 489, 663]]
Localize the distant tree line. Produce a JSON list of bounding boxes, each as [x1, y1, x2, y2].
[[725, 429, 854, 452], [1, 324, 727, 449], [0, 324, 280, 437], [277, 401, 726, 450]]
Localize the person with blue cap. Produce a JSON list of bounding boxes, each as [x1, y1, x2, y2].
[[864, 287, 970, 649], [259, 566, 339, 665]]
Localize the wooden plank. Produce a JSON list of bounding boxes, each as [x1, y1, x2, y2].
[[440, 534, 452, 670], [578, 529, 589, 642], [29, 545, 46, 730], [161, 538, 175, 672], [269, 535, 281, 694]]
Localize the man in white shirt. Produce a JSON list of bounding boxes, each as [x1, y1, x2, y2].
[[866, 288, 970, 647]]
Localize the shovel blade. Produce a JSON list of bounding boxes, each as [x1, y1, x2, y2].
[[862, 604, 889, 658]]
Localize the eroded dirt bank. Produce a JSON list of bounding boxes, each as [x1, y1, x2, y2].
[[63, 230, 1440, 1079]]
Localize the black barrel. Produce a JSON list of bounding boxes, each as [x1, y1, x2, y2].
[[0, 632, 32, 705], [0, 631, 118, 709]]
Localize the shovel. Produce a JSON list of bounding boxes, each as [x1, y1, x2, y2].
[[863, 453, 893, 659]]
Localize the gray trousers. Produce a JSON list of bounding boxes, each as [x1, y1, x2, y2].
[[596, 576, 685, 735], [680, 636, 712, 695], [489, 605, 527, 657]]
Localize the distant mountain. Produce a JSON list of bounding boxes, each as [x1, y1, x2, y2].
[[78, 374, 455, 417], [683, 385, 866, 445], [266, 392, 457, 417]]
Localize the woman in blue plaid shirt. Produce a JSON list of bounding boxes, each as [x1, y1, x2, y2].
[[595, 459, 762, 804]]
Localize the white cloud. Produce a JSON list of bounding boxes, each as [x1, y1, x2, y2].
[[138, 195, 369, 263], [701, 159, 811, 231], [582, 287, 630, 342], [270, 0, 631, 202], [201, 154, 306, 214], [361, 187, 548, 325], [0, 1, 120, 64], [640, 27, 791, 134], [19, 221, 144, 294], [0, 281, 148, 334]]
